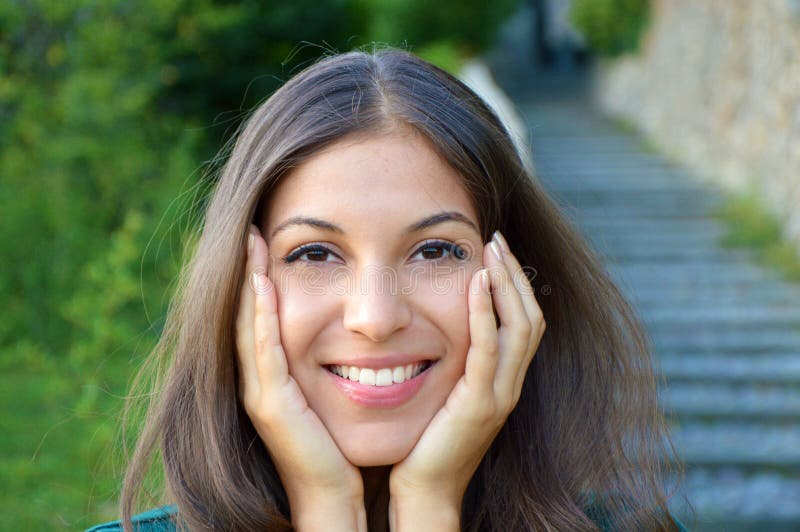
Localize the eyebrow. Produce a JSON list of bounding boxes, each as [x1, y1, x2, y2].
[[270, 210, 479, 239]]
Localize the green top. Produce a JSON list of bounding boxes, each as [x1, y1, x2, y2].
[[85, 505, 177, 531], [86, 504, 690, 531]]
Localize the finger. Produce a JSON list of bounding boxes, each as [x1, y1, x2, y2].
[[235, 224, 261, 396], [494, 231, 546, 398], [494, 231, 544, 330], [249, 225, 290, 388], [463, 265, 498, 395], [485, 238, 533, 402]]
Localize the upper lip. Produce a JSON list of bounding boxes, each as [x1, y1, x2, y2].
[[324, 353, 436, 369]]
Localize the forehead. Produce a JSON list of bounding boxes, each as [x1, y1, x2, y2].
[[263, 128, 478, 234]]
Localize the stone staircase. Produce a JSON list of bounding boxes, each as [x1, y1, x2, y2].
[[488, 60, 800, 530]]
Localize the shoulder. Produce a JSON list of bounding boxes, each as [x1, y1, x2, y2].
[[85, 504, 178, 532], [673, 515, 691, 531]]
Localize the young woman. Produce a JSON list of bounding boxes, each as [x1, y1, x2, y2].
[[88, 47, 691, 531]]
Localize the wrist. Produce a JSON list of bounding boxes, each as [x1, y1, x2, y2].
[[388, 492, 461, 532], [290, 488, 367, 532]]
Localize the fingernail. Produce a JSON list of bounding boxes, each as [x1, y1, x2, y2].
[[480, 269, 489, 292], [493, 230, 509, 253], [248, 233, 254, 256], [252, 271, 267, 292], [490, 239, 502, 261]]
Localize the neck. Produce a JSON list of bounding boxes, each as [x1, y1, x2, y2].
[[360, 466, 391, 532]]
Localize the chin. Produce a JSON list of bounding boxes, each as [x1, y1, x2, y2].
[[340, 436, 416, 467]]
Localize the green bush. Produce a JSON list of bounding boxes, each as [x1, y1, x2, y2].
[[569, 0, 651, 57], [359, 0, 518, 59]]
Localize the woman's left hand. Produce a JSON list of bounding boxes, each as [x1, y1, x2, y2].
[[388, 230, 546, 530]]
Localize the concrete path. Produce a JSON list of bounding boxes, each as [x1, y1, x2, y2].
[[487, 34, 800, 531]]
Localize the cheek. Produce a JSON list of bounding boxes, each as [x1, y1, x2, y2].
[[272, 269, 335, 366], [415, 269, 473, 367]]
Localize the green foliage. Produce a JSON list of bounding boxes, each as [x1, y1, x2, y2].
[[569, 0, 650, 57], [359, 0, 518, 58], [0, 0, 517, 527], [714, 189, 800, 282]]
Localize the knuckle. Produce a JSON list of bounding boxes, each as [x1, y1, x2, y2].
[[255, 330, 273, 353], [483, 336, 499, 356], [247, 397, 280, 426], [470, 400, 499, 423], [517, 319, 533, 340]]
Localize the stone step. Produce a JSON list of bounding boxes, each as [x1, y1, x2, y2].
[[584, 240, 735, 263], [651, 328, 800, 354], [575, 208, 718, 221], [529, 132, 639, 143], [597, 244, 739, 260], [670, 422, 800, 467], [601, 246, 763, 262], [620, 282, 800, 309], [668, 467, 800, 530], [659, 382, 800, 418], [648, 319, 800, 335], [609, 257, 774, 274], [608, 260, 774, 283], [552, 189, 725, 210], [583, 232, 728, 251], [565, 202, 722, 219], [636, 305, 800, 325], [544, 174, 713, 192], [574, 218, 726, 236], [657, 354, 800, 383], [535, 151, 673, 163], [537, 161, 683, 175], [598, 247, 741, 263]]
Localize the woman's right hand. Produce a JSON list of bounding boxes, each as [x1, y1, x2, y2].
[[235, 223, 366, 532]]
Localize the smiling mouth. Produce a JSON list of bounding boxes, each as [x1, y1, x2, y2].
[[325, 361, 435, 386]]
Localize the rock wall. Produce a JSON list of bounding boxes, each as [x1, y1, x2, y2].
[[595, 0, 800, 247]]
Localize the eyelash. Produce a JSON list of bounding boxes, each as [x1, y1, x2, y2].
[[281, 240, 468, 264]]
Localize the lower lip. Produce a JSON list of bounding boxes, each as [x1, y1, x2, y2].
[[326, 364, 434, 408]]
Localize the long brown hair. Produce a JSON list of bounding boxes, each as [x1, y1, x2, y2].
[[119, 46, 692, 531]]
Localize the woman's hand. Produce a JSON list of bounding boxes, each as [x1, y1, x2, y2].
[[388, 230, 546, 531], [235, 224, 367, 532]]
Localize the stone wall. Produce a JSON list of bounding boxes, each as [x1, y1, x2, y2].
[[594, 0, 800, 247]]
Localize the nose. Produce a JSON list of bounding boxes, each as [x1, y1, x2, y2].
[[342, 266, 412, 342]]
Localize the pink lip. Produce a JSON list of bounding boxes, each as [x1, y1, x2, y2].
[[326, 363, 434, 408]]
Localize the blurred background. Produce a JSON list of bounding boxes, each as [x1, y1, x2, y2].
[[2, 0, 800, 529]]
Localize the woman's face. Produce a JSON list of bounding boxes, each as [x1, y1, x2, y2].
[[261, 126, 485, 466]]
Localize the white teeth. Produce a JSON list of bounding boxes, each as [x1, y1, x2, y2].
[[332, 362, 430, 386], [375, 368, 393, 386], [348, 366, 360, 381], [358, 368, 376, 385]]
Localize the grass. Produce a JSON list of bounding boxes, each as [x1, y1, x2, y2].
[[609, 115, 664, 157], [712, 189, 800, 282]]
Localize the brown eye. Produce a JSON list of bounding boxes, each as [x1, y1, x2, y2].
[[412, 240, 468, 262], [282, 244, 339, 264]]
